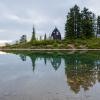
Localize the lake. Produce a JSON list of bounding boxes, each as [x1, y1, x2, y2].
[[0, 50, 100, 100]]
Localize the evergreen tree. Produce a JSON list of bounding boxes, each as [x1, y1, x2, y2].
[[44, 33, 47, 40], [65, 5, 95, 39], [20, 35, 27, 43], [65, 5, 81, 39], [92, 13, 97, 37], [97, 16, 100, 35], [31, 26, 36, 42], [81, 8, 94, 38], [40, 36, 42, 41]]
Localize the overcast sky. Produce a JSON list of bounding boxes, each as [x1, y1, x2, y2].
[[0, 0, 100, 43]]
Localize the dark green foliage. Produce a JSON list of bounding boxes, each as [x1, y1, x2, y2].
[[44, 34, 47, 40], [92, 14, 97, 36], [65, 5, 81, 39], [65, 5, 95, 39], [20, 35, 27, 43], [81, 8, 94, 38], [97, 16, 100, 35], [31, 26, 36, 42]]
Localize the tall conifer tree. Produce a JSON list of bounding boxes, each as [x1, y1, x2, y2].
[[65, 5, 81, 39], [31, 25, 36, 42], [97, 16, 100, 35], [81, 8, 94, 38], [44, 33, 47, 40]]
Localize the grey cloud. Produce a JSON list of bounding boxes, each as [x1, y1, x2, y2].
[[0, 0, 99, 42]]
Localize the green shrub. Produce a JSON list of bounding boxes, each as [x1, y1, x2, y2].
[[53, 42, 58, 48]]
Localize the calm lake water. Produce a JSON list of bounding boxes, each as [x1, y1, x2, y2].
[[0, 50, 100, 100]]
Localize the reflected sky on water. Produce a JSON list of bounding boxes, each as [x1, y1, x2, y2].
[[0, 51, 100, 100]]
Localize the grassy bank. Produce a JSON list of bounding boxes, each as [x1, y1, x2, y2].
[[2, 38, 100, 49]]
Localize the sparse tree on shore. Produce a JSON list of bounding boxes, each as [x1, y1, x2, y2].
[[44, 33, 47, 40], [31, 25, 36, 42], [20, 35, 27, 43]]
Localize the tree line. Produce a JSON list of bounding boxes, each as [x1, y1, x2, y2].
[[65, 5, 100, 39]]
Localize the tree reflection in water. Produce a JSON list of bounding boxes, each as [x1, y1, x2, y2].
[[50, 57, 61, 70], [19, 54, 26, 61], [16, 51, 100, 93], [65, 52, 100, 93]]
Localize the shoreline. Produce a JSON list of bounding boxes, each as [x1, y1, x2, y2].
[[0, 48, 100, 51]]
